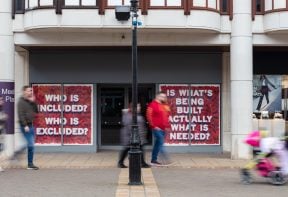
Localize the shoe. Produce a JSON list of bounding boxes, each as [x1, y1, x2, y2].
[[0, 167, 4, 172], [118, 163, 128, 168], [27, 164, 39, 170], [141, 163, 150, 168], [150, 161, 163, 166]]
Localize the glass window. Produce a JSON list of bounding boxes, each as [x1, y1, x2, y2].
[[167, 0, 181, 6], [193, 0, 206, 7], [265, 0, 272, 11], [108, 0, 122, 6], [33, 84, 62, 145], [82, 0, 97, 6], [208, 0, 217, 9], [63, 85, 93, 145], [33, 84, 93, 146], [124, 0, 131, 6], [40, 0, 54, 6], [150, 0, 165, 6], [65, 0, 80, 6], [150, 0, 181, 6], [29, 0, 38, 8], [274, 0, 286, 9], [159, 84, 221, 146], [25, 0, 29, 9]]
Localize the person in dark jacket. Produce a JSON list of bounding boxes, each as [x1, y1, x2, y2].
[[117, 103, 150, 168], [15, 86, 39, 170]]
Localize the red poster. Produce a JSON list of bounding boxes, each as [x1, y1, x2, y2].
[[160, 84, 220, 146], [32, 84, 93, 145]]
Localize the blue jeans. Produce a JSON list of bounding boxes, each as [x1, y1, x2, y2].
[[151, 129, 167, 162], [19, 125, 35, 165]]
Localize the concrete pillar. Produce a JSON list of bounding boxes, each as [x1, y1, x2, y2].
[[14, 49, 29, 151], [222, 52, 231, 152], [0, 0, 15, 157], [230, 0, 253, 159]]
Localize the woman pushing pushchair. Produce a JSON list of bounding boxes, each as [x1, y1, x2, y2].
[[241, 130, 288, 185]]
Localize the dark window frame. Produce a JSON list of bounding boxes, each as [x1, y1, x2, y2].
[[220, 0, 229, 14], [14, 0, 26, 14]]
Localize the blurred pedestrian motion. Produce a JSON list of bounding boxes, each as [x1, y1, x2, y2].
[[13, 86, 39, 170], [147, 91, 173, 166], [118, 103, 150, 168], [0, 96, 8, 172]]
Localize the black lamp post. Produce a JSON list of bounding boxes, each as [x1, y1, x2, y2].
[[115, 0, 142, 185], [128, 0, 142, 185]]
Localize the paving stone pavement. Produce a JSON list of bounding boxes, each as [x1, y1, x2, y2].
[[0, 151, 249, 197], [0, 151, 247, 169]]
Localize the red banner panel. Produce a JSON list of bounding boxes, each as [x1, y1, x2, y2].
[[159, 84, 220, 146], [33, 84, 93, 145]]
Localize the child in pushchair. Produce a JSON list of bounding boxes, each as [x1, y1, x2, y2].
[[241, 130, 288, 185]]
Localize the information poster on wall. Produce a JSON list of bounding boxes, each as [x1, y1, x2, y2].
[[159, 84, 220, 146], [253, 75, 282, 112], [0, 81, 14, 134], [32, 84, 93, 145]]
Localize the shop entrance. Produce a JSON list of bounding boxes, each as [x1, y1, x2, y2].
[[99, 84, 155, 147]]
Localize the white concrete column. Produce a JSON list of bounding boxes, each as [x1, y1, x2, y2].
[[230, 0, 253, 159], [0, 0, 15, 157], [222, 52, 231, 152]]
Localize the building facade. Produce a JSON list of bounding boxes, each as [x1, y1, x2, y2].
[[1, 0, 288, 159]]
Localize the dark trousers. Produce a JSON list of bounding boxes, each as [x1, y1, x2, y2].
[[118, 145, 147, 165], [256, 92, 269, 110]]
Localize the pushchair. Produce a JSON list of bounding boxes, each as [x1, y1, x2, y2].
[[241, 130, 288, 185]]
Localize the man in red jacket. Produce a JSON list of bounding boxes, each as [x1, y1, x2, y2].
[[146, 91, 171, 166]]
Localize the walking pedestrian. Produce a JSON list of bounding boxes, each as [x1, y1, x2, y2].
[[146, 91, 172, 166], [118, 103, 150, 168], [15, 86, 39, 170], [0, 96, 8, 172]]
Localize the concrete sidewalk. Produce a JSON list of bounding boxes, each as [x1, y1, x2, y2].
[[1, 151, 248, 169], [0, 151, 249, 197]]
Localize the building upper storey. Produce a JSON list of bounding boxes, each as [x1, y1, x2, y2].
[[11, 0, 288, 34]]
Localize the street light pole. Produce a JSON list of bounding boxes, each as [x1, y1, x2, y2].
[[128, 0, 142, 185]]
